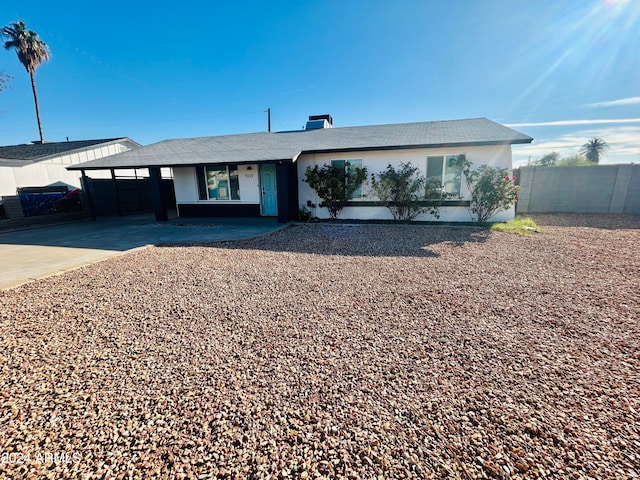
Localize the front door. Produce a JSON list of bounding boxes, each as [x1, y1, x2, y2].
[[260, 164, 278, 216]]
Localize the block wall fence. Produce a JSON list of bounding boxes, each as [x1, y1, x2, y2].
[[516, 164, 640, 215]]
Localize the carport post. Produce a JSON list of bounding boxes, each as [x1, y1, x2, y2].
[[110, 169, 122, 216], [149, 167, 168, 222], [80, 169, 96, 220]]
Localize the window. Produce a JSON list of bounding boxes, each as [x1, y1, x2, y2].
[[205, 165, 240, 200], [331, 159, 363, 199], [426, 154, 465, 198]]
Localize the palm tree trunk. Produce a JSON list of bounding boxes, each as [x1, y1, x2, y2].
[[29, 71, 44, 143]]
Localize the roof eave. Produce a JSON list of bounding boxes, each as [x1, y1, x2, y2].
[[301, 139, 533, 155], [0, 138, 141, 164], [0, 158, 34, 166], [67, 157, 298, 171], [32, 137, 140, 163]]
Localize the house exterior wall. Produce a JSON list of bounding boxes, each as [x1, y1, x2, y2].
[[297, 145, 515, 222], [0, 141, 133, 196], [174, 164, 266, 218], [46, 143, 131, 166], [171, 144, 516, 222], [173, 167, 199, 202], [238, 165, 261, 204], [174, 165, 261, 205]]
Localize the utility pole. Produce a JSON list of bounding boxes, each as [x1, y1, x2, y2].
[[266, 107, 271, 132]]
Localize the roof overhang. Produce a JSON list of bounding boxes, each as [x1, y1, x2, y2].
[[36, 138, 141, 163], [0, 158, 34, 167], [67, 157, 297, 171], [0, 137, 141, 164], [300, 139, 533, 156]]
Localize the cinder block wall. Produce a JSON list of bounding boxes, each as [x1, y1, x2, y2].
[[623, 165, 640, 215], [517, 164, 640, 215]]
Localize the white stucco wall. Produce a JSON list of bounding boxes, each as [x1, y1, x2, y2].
[[174, 164, 261, 204], [237, 165, 261, 203], [0, 141, 134, 196], [297, 145, 515, 222], [173, 167, 199, 202]]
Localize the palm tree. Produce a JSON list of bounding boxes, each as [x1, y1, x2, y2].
[[580, 137, 608, 164], [2, 21, 50, 142], [0, 72, 11, 92]]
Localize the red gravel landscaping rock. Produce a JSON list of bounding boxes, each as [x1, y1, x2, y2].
[[1, 215, 639, 479]]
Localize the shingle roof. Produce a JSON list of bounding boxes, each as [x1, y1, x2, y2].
[[68, 118, 532, 170], [0, 138, 139, 165]]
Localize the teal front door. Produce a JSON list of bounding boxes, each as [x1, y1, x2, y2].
[[260, 164, 278, 216]]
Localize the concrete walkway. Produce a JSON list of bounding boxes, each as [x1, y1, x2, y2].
[[0, 214, 288, 290]]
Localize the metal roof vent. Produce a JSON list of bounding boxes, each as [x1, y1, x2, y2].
[[306, 114, 333, 130]]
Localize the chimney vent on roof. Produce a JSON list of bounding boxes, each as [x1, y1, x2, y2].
[[306, 114, 333, 130]]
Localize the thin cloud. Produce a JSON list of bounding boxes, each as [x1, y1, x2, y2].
[[277, 85, 318, 97], [586, 97, 640, 108], [507, 118, 640, 127]]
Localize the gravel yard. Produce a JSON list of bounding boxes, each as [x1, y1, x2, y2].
[[1, 214, 639, 479]]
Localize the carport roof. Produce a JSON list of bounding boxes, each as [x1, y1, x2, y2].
[[68, 118, 532, 170]]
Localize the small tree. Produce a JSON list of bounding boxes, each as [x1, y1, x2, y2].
[[304, 162, 367, 219], [370, 162, 439, 222], [555, 154, 595, 167], [534, 152, 559, 167], [463, 160, 520, 224]]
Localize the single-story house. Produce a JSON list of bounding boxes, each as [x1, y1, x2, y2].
[[68, 116, 532, 222], [0, 138, 141, 197]]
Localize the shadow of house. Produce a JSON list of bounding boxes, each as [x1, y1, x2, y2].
[[161, 224, 491, 259]]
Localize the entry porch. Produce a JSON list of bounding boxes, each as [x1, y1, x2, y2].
[[173, 160, 297, 223]]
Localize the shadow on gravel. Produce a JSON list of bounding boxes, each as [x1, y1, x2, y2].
[[162, 224, 491, 258]]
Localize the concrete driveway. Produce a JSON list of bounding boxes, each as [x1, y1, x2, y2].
[[0, 214, 288, 290]]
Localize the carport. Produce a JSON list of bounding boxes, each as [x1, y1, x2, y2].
[[69, 156, 299, 224], [76, 167, 174, 221]]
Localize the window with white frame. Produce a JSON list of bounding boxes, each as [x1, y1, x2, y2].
[[331, 159, 364, 199], [426, 154, 465, 198], [205, 165, 240, 200]]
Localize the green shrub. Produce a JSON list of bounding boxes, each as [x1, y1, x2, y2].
[[555, 155, 596, 167], [304, 162, 367, 219], [370, 162, 441, 222], [463, 161, 520, 224]]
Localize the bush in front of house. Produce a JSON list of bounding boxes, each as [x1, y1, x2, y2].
[[304, 162, 367, 219], [370, 162, 443, 222], [463, 160, 520, 224]]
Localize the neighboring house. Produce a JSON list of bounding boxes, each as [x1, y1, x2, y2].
[[68, 117, 532, 222], [0, 138, 141, 196]]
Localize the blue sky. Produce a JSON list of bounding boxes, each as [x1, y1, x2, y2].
[[1, 0, 638, 166]]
